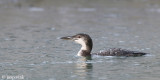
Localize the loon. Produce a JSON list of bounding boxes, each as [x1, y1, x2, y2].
[[61, 33, 148, 57]]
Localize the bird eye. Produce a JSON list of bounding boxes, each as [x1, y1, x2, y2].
[[77, 36, 81, 38]]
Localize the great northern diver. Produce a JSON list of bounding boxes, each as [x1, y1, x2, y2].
[[61, 33, 148, 57]]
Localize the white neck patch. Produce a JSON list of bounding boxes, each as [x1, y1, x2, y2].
[[74, 38, 88, 56], [75, 38, 87, 50]]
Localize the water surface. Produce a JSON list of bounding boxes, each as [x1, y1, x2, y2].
[[0, 0, 160, 80]]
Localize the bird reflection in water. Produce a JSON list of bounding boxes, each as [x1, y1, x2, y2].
[[74, 56, 93, 79]]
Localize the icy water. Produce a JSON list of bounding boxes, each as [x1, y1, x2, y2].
[[0, 0, 160, 80]]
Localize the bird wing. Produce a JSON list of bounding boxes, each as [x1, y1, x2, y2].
[[92, 48, 147, 57]]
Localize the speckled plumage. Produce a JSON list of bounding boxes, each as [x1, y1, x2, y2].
[[92, 48, 146, 57]]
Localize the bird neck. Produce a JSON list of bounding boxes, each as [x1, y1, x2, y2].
[[77, 42, 92, 57]]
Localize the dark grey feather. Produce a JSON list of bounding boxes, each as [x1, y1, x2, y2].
[[92, 48, 147, 57]]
